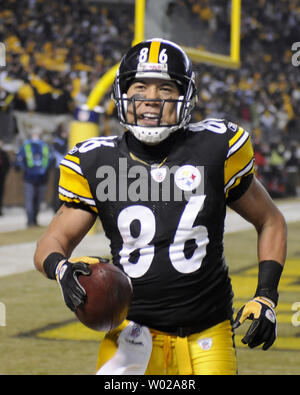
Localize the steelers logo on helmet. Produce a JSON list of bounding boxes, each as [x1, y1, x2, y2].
[[113, 38, 198, 144]]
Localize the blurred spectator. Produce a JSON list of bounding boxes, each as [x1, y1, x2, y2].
[[0, 139, 10, 215], [0, 71, 19, 142], [260, 107, 277, 142], [285, 142, 300, 197], [267, 143, 286, 198], [0, 68, 35, 112], [253, 142, 268, 185], [1, 0, 299, 143], [15, 127, 53, 226], [51, 122, 68, 212], [0, 0, 134, 114], [0, 72, 15, 112]]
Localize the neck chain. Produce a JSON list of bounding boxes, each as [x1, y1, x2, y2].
[[129, 152, 168, 168]]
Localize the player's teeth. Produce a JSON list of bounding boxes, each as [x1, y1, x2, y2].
[[143, 113, 158, 119]]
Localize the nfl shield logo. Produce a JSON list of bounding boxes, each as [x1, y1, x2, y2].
[[151, 166, 167, 183]]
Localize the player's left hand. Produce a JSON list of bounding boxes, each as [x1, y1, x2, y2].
[[232, 297, 277, 350]]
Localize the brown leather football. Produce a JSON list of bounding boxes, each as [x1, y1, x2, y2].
[[75, 261, 132, 332]]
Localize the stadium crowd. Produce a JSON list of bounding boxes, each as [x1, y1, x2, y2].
[[0, 0, 299, 201], [189, 0, 300, 197], [0, 0, 134, 114]]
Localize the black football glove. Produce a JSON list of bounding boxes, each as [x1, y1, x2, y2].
[[55, 256, 102, 312], [232, 297, 277, 350]]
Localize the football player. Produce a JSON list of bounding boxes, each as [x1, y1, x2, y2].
[[34, 38, 287, 375]]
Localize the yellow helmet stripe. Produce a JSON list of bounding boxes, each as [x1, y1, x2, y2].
[[148, 40, 161, 63]]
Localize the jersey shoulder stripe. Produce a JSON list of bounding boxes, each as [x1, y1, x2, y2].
[[65, 154, 79, 164], [58, 145, 98, 213], [188, 118, 255, 198], [227, 127, 249, 158], [58, 186, 98, 212], [224, 126, 255, 197], [60, 158, 83, 176], [224, 157, 254, 195]]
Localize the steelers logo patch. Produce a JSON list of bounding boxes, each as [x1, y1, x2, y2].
[[175, 165, 201, 191]]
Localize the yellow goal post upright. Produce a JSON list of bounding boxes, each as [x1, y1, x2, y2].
[[134, 0, 242, 69], [142, 0, 241, 69], [181, 0, 241, 69]]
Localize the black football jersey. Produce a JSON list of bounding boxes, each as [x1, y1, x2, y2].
[[59, 118, 255, 335]]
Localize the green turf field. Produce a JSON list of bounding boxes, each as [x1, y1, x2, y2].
[[0, 220, 299, 375]]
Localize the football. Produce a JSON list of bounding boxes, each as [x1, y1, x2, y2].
[[75, 261, 132, 332]]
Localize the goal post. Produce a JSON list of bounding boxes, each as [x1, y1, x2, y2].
[[143, 0, 241, 69], [84, 0, 242, 113]]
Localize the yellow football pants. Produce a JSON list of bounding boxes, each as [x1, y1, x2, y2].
[[96, 320, 237, 375]]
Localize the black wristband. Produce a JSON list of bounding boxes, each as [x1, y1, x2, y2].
[[43, 252, 66, 280], [254, 260, 283, 306]]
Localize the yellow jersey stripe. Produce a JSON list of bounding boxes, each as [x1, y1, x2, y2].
[[59, 193, 98, 214], [59, 194, 81, 205], [225, 136, 254, 185], [228, 127, 244, 149], [225, 158, 255, 196], [60, 158, 83, 175], [59, 151, 98, 213], [227, 129, 249, 158], [148, 40, 161, 63], [65, 154, 80, 164], [59, 164, 95, 204], [224, 131, 255, 196], [58, 186, 96, 206]]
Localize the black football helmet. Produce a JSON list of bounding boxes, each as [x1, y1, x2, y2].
[[113, 38, 197, 144]]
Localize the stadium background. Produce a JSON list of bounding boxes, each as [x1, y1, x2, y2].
[[0, 0, 300, 375]]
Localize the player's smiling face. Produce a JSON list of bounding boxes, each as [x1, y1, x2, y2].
[[126, 78, 181, 126]]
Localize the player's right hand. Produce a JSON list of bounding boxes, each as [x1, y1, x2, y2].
[[55, 259, 91, 312]]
